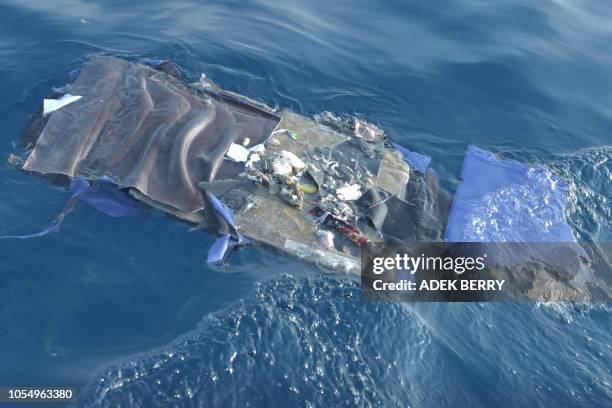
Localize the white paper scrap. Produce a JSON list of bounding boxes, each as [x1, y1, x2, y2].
[[225, 143, 250, 162], [43, 94, 83, 117], [336, 184, 362, 201]]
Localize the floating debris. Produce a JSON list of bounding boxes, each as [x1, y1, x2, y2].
[[317, 194, 355, 223], [272, 156, 294, 177], [7, 153, 21, 166], [226, 143, 250, 163], [273, 128, 300, 140], [337, 225, 369, 246], [207, 234, 233, 265], [311, 207, 369, 247], [297, 179, 318, 194], [353, 118, 384, 142], [280, 150, 306, 171], [15, 56, 434, 273], [336, 184, 362, 201]]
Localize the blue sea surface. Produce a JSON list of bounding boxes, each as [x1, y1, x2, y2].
[[0, 1, 610, 407]]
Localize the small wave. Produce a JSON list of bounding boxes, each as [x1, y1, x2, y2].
[[74, 274, 432, 408], [551, 146, 611, 243], [73, 274, 612, 408]]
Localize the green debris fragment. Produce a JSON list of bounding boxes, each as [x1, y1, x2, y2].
[[273, 128, 300, 141]]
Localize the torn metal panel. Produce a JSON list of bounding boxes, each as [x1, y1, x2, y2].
[[23, 56, 280, 213]]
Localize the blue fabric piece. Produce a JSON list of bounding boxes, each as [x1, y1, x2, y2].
[[74, 177, 146, 217], [207, 235, 232, 265], [70, 178, 90, 197], [0, 177, 145, 240], [445, 145, 576, 243], [205, 193, 250, 265], [391, 142, 431, 174], [207, 234, 246, 266], [0, 223, 61, 240], [208, 193, 236, 229], [0, 196, 77, 240]]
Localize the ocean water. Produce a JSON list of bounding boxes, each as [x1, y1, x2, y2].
[[0, 1, 610, 407]]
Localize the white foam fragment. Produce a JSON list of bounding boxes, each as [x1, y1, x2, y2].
[[272, 157, 293, 177], [225, 143, 250, 162], [336, 184, 362, 200], [43, 94, 83, 116], [280, 150, 306, 171]]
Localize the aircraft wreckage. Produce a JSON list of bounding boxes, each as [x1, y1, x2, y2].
[[11, 56, 445, 273], [6, 56, 605, 302]]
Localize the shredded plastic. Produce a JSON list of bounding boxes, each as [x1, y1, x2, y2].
[[445, 145, 576, 243], [0, 177, 145, 240]]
